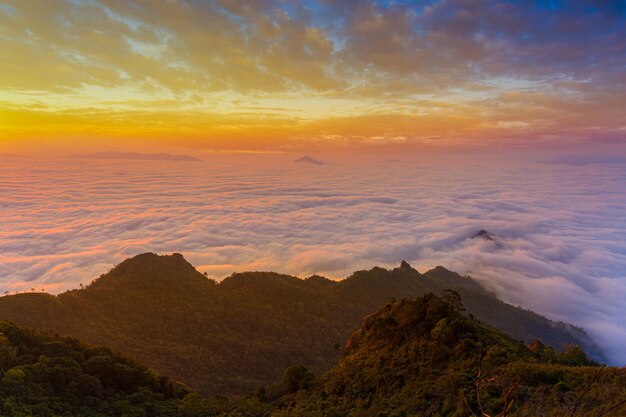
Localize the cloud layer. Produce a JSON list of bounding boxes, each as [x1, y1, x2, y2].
[[1, 154, 625, 364]]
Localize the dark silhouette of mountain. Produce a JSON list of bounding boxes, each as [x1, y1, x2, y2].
[[294, 155, 324, 165], [471, 229, 505, 248], [0, 153, 26, 159], [0, 254, 605, 396], [472, 229, 500, 240], [545, 154, 626, 166], [67, 151, 200, 161], [0, 321, 188, 416], [224, 294, 625, 417]]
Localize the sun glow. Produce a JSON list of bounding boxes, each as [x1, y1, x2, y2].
[[1, 0, 624, 155]]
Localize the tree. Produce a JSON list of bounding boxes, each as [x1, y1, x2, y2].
[[282, 365, 314, 393], [441, 289, 465, 313], [1, 368, 26, 396], [559, 345, 593, 366]]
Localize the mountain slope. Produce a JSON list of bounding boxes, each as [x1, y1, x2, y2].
[[227, 294, 625, 417], [0, 321, 188, 417], [0, 253, 604, 396]]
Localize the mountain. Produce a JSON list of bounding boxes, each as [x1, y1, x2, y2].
[[2, 295, 622, 417], [545, 154, 626, 166], [0, 321, 188, 417], [223, 294, 625, 417], [0, 253, 605, 396], [0, 153, 26, 159], [294, 155, 324, 165], [472, 229, 501, 241], [66, 152, 200, 162]]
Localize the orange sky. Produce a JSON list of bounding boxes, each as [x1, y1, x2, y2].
[[1, 0, 625, 154]]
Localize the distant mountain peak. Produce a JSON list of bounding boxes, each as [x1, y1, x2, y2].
[[472, 229, 501, 241], [295, 155, 324, 165], [399, 260, 412, 270], [116, 252, 190, 268], [86, 252, 208, 293], [392, 260, 419, 275], [430, 265, 451, 273], [67, 151, 200, 162], [0, 153, 26, 159], [305, 274, 336, 287]]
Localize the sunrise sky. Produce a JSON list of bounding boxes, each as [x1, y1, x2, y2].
[[1, 0, 626, 154], [2, 0, 626, 366]]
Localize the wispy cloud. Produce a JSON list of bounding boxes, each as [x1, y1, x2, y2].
[[1, 0, 625, 149]]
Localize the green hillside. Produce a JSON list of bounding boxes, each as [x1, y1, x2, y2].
[[0, 295, 623, 417], [0, 253, 604, 396], [0, 321, 188, 417], [221, 293, 626, 417]]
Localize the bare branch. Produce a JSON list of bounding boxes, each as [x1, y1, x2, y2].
[[474, 349, 491, 417], [502, 380, 520, 417], [570, 365, 605, 417], [595, 398, 626, 417], [463, 394, 479, 417]]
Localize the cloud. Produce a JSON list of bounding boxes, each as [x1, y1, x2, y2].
[[1, 153, 626, 365], [1, 0, 625, 149]]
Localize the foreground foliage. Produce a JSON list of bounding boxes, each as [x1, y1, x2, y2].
[[220, 293, 626, 417], [0, 322, 188, 417], [0, 294, 623, 416]]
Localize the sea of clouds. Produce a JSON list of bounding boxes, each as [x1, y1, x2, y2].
[[1, 153, 625, 365]]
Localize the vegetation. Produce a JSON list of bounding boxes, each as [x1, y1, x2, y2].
[[0, 321, 188, 417], [220, 293, 626, 417], [0, 253, 604, 396], [0, 294, 623, 416]]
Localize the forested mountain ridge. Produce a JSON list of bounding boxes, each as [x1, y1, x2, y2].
[[221, 294, 625, 417], [0, 253, 604, 396], [2, 296, 623, 417]]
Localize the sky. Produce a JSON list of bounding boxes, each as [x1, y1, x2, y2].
[[1, 1, 626, 364], [1, 0, 626, 153]]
